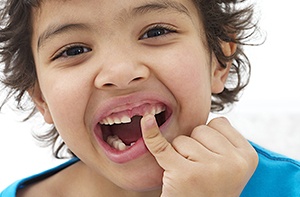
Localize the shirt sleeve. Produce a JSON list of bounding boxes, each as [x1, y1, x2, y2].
[[241, 142, 300, 197]]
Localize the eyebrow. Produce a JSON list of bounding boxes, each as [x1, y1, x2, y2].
[[37, 23, 89, 50], [132, 0, 190, 17], [37, 0, 191, 50]]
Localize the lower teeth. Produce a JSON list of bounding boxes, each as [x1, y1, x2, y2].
[[106, 135, 135, 151]]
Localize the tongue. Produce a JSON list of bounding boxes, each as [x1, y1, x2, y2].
[[110, 116, 142, 145]]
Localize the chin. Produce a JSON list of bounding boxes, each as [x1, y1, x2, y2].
[[120, 178, 162, 193], [112, 161, 164, 193]]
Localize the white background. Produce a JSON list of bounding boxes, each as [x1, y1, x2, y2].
[[1, 0, 300, 191]]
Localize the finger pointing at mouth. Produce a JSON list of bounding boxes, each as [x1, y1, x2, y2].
[[141, 114, 181, 169]]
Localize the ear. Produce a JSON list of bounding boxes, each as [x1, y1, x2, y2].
[[211, 41, 237, 94], [28, 83, 53, 124]]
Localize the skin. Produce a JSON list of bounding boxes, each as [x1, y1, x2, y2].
[[19, 0, 258, 196]]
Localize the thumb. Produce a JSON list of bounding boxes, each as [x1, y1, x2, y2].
[[141, 114, 180, 169]]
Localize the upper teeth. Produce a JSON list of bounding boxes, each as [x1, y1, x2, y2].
[[99, 105, 165, 126]]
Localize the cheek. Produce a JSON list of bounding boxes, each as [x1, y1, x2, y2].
[[156, 46, 212, 134], [174, 57, 211, 118], [162, 47, 212, 102], [44, 81, 95, 154], [40, 71, 91, 134]]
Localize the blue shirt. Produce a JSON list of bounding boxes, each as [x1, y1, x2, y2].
[[1, 143, 300, 197], [242, 143, 300, 196]]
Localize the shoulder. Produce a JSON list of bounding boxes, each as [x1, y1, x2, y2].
[[241, 142, 300, 197], [252, 142, 300, 169], [0, 158, 79, 197]]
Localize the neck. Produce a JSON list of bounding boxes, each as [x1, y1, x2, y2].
[[61, 161, 162, 197]]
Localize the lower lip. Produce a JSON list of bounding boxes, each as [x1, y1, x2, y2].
[[94, 126, 148, 163]]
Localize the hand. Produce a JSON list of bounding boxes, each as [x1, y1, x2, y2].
[[141, 114, 258, 197]]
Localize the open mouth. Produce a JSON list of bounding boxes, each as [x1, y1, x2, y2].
[[98, 104, 168, 151]]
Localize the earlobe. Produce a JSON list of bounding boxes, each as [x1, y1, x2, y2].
[[211, 41, 237, 94], [28, 83, 53, 124]]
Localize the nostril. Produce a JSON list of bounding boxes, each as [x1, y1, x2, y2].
[[132, 77, 143, 82], [103, 83, 116, 88], [103, 77, 143, 88]]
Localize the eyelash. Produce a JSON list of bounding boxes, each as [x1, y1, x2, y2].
[[52, 44, 92, 61], [139, 24, 177, 40], [51, 24, 177, 61]]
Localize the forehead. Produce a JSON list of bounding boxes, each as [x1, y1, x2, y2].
[[32, 0, 200, 26], [31, 0, 202, 49]]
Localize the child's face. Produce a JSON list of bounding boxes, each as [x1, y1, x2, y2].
[[30, 0, 229, 192]]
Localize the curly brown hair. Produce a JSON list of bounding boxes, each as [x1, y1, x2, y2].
[[0, 0, 259, 158]]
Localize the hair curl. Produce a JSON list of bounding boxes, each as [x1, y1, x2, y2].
[[0, 0, 259, 158]]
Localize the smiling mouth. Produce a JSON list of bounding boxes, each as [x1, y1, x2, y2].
[[98, 104, 167, 151]]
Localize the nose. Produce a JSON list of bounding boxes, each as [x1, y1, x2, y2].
[[94, 51, 150, 90]]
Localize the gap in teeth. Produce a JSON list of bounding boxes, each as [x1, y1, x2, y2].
[[100, 104, 166, 126], [106, 135, 135, 151]]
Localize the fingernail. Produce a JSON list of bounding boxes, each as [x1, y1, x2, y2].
[[142, 114, 156, 129]]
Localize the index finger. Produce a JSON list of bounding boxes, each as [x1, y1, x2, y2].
[[208, 117, 252, 148], [141, 114, 182, 170]]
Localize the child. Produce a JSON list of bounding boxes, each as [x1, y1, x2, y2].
[[0, 0, 299, 196]]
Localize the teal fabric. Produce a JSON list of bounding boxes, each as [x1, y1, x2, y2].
[[241, 142, 300, 196], [0, 157, 79, 197], [1, 143, 300, 197]]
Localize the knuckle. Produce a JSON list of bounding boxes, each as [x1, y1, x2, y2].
[[172, 135, 187, 145], [150, 138, 171, 155], [145, 128, 161, 140], [230, 153, 255, 179], [242, 146, 259, 169], [207, 117, 229, 127], [235, 156, 249, 172], [190, 125, 208, 138], [248, 148, 259, 168]]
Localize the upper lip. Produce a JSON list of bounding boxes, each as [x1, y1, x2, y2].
[[92, 91, 173, 130]]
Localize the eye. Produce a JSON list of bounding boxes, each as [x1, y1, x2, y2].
[[52, 45, 92, 60], [140, 24, 177, 40]]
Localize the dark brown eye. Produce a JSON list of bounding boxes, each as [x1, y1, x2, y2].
[[63, 46, 91, 57], [145, 28, 167, 38], [140, 25, 176, 40], [53, 45, 92, 60]]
